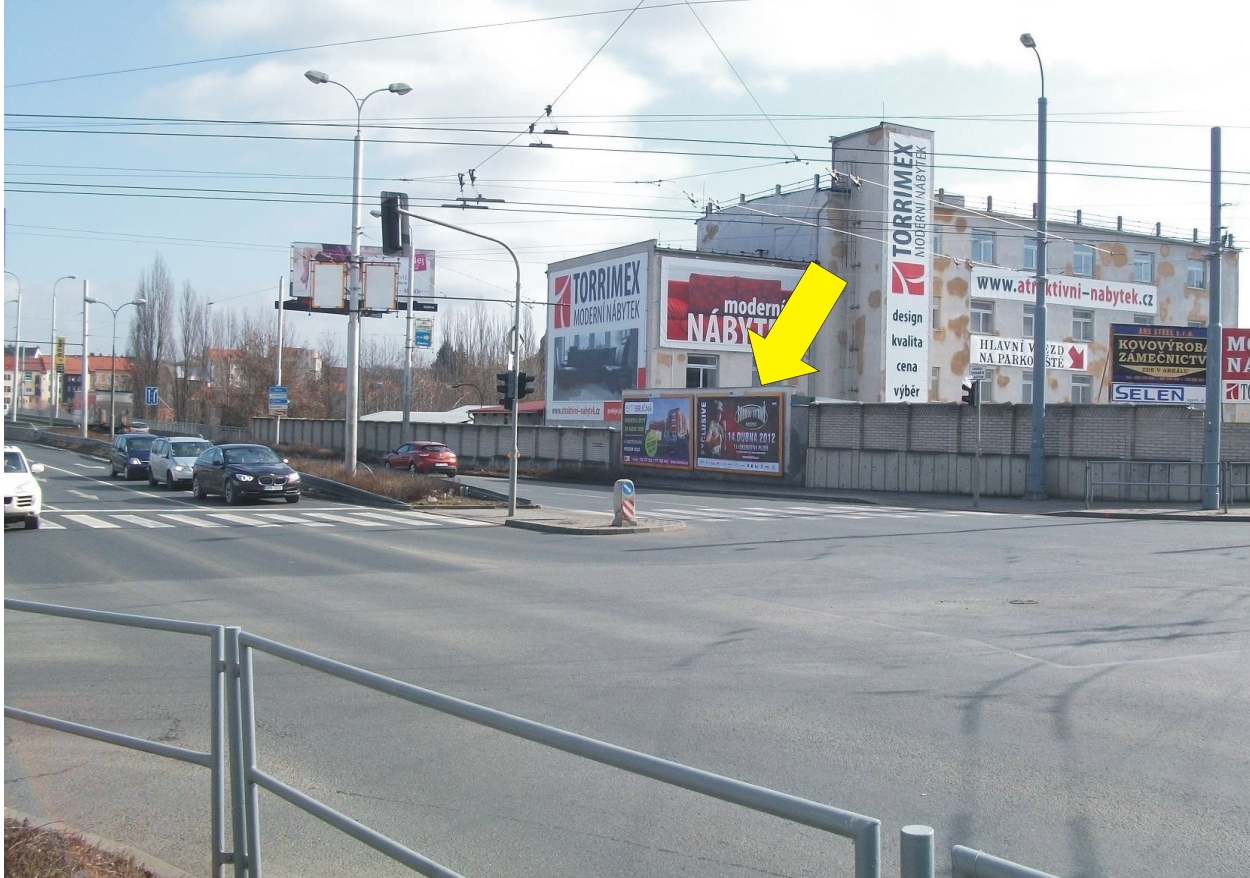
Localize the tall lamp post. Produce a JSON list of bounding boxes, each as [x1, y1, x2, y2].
[[80, 279, 91, 438], [50, 275, 78, 425], [3, 271, 20, 421], [1021, 33, 1048, 499], [86, 295, 146, 440], [304, 69, 412, 475]]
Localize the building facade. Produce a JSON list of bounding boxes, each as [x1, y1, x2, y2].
[[694, 122, 1240, 405]]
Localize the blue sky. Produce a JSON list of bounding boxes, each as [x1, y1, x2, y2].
[[5, 0, 1247, 360]]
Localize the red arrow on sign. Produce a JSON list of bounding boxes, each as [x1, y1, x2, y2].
[[1068, 346, 1085, 370]]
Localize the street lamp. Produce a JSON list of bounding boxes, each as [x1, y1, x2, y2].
[[305, 69, 412, 475], [3, 271, 20, 421], [80, 279, 91, 438], [86, 296, 146, 440], [452, 382, 485, 408], [50, 275, 78, 425], [1021, 33, 1048, 499]]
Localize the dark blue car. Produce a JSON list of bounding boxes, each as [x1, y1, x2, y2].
[[109, 432, 156, 480]]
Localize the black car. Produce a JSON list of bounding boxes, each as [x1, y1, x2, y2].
[[109, 432, 156, 480], [191, 444, 301, 505]]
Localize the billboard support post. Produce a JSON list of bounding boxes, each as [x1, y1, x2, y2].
[[1202, 127, 1223, 510]]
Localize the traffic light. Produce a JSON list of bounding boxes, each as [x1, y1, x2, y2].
[[517, 371, 536, 399], [496, 371, 515, 407], [380, 191, 410, 256], [961, 380, 980, 406]]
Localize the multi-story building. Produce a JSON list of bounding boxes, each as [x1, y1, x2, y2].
[[694, 122, 1240, 404]]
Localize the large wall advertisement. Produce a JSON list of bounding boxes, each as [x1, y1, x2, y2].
[[1223, 328, 1250, 403], [882, 130, 933, 402], [547, 252, 648, 422], [1110, 324, 1206, 404], [971, 266, 1157, 315], [660, 257, 806, 351], [695, 393, 784, 475]]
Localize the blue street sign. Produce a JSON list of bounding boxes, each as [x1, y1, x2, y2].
[[144, 386, 158, 406], [415, 328, 432, 349]]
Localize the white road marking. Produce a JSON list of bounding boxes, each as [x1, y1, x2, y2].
[[302, 511, 387, 526], [36, 519, 66, 529], [207, 513, 280, 528], [348, 511, 439, 527], [111, 514, 174, 528], [158, 514, 225, 528], [389, 509, 492, 527], [74, 463, 108, 470], [62, 514, 120, 529], [66, 489, 100, 500], [254, 513, 334, 527]]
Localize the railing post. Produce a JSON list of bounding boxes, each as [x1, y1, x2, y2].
[[225, 627, 250, 878], [900, 825, 934, 878], [240, 640, 263, 878], [855, 820, 881, 878], [210, 627, 228, 877], [1084, 461, 1092, 509]]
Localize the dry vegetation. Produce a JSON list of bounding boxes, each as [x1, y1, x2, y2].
[[4, 819, 160, 878], [289, 456, 483, 505]]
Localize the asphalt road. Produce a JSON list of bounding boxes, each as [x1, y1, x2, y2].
[[5, 440, 1249, 878]]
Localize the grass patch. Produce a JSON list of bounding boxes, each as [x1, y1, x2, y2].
[[291, 457, 481, 505], [4, 818, 160, 878]]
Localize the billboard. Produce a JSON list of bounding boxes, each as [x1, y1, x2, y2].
[[695, 393, 784, 475], [883, 130, 934, 402], [547, 251, 648, 422], [290, 243, 417, 312], [1221, 328, 1250, 403], [621, 395, 693, 469], [971, 335, 1087, 371], [660, 257, 805, 351], [1111, 324, 1206, 405], [971, 266, 1157, 315]]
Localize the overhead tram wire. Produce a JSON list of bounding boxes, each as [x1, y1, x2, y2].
[[4, 0, 754, 89]]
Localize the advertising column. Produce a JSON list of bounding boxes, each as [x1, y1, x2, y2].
[[882, 130, 933, 402]]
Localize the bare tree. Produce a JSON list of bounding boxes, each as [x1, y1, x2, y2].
[[171, 281, 210, 423], [128, 255, 175, 422], [425, 300, 540, 409]]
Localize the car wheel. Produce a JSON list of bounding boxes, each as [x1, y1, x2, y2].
[[285, 494, 300, 504], [166, 472, 176, 490], [408, 462, 417, 475], [448, 470, 457, 478], [192, 477, 205, 500], [24, 515, 40, 530], [224, 481, 239, 506], [149, 471, 159, 487], [111, 463, 120, 478]]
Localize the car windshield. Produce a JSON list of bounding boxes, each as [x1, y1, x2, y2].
[[172, 442, 210, 457], [4, 451, 30, 473], [125, 436, 155, 451], [222, 446, 281, 466], [423, 445, 450, 453]]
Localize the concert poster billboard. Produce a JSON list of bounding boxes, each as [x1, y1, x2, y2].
[[694, 393, 784, 476]]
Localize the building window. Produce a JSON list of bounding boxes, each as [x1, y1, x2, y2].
[[1022, 373, 1034, 405], [1023, 238, 1037, 271], [1133, 251, 1154, 283], [1187, 259, 1206, 289], [1071, 374, 1093, 404], [930, 366, 940, 401], [971, 232, 995, 264], [931, 296, 941, 331], [970, 300, 994, 334], [932, 223, 943, 257], [1072, 308, 1094, 342], [1073, 243, 1095, 277], [1133, 313, 1155, 326], [1023, 304, 1035, 338], [685, 354, 718, 389]]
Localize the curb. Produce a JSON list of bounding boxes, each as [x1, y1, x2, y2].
[[504, 517, 686, 535], [3, 807, 192, 878], [1048, 509, 1250, 522]]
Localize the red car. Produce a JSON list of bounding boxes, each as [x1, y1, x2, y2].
[[384, 441, 458, 477]]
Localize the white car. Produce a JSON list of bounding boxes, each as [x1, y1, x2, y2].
[[148, 435, 213, 489], [4, 445, 45, 530]]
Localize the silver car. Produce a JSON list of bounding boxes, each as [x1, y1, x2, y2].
[[148, 436, 213, 489]]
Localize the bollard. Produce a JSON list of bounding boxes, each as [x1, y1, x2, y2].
[[612, 479, 636, 527], [900, 825, 934, 878]]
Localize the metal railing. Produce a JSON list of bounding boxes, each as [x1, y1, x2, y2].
[[7, 600, 1075, 878], [3, 599, 234, 878], [1083, 459, 1239, 511]]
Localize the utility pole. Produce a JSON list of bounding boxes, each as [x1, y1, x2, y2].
[[1202, 127, 1223, 510], [403, 254, 414, 435], [80, 280, 90, 438], [275, 277, 285, 447]]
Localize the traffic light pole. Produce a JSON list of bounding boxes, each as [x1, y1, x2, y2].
[[973, 385, 982, 509], [394, 206, 522, 517]]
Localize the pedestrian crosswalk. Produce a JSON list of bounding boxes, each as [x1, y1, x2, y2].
[[641, 503, 996, 523], [34, 507, 493, 532]]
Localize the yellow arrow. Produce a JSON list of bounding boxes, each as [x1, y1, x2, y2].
[[748, 263, 847, 384]]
